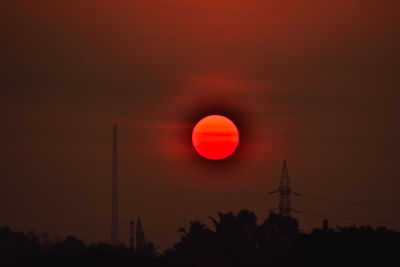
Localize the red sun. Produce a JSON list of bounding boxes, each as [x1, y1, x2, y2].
[[192, 115, 239, 160]]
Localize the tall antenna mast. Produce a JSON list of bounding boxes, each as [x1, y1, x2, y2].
[[111, 124, 119, 244]]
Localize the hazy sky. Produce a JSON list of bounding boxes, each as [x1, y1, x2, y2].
[[1, 0, 400, 249]]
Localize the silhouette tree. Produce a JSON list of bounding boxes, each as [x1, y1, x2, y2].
[[209, 210, 258, 261], [2, 211, 400, 266], [169, 221, 217, 265], [167, 210, 301, 266], [258, 212, 299, 243], [0, 226, 42, 265]]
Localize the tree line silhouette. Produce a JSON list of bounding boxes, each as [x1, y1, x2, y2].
[[1, 210, 399, 266]]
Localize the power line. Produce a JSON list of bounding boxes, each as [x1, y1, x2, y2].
[[294, 194, 400, 210], [298, 210, 400, 227]]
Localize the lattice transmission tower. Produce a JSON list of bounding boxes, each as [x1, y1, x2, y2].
[[136, 218, 146, 252], [269, 160, 301, 216], [278, 160, 291, 216]]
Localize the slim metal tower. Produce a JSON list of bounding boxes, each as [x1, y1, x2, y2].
[[130, 220, 135, 251], [269, 160, 294, 217], [279, 160, 291, 216], [111, 125, 119, 244], [136, 218, 146, 252]]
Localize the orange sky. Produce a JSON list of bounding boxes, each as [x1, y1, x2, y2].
[[1, 0, 400, 249]]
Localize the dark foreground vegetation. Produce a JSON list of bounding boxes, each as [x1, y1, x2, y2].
[[1, 210, 399, 266]]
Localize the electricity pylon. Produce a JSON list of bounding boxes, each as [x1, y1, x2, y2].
[[269, 160, 302, 216]]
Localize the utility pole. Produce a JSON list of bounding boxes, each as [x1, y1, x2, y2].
[[111, 125, 119, 244]]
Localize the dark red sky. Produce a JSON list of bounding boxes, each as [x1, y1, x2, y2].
[[1, 0, 400, 249]]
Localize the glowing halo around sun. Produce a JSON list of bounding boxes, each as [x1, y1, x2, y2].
[[192, 115, 239, 160]]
